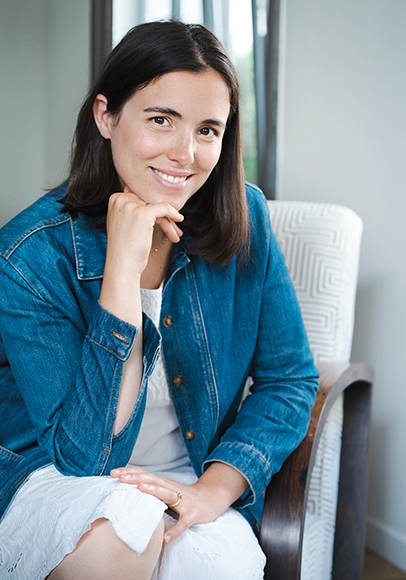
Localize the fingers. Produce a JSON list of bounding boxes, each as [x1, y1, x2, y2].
[[110, 468, 191, 536], [111, 468, 173, 495], [163, 517, 190, 544], [132, 481, 193, 544], [110, 466, 147, 480], [108, 193, 184, 239], [110, 468, 213, 544], [109, 192, 184, 223], [156, 216, 183, 244]]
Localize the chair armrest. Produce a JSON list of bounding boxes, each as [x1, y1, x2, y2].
[[260, 362, 373, 580]]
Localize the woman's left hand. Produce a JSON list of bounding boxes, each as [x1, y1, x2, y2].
[[110, 463, 248, 544]]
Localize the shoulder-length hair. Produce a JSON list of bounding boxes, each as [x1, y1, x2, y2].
[[60, 20, 248, 264]]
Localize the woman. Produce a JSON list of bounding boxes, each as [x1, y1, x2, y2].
[[0, 20, 318, 580]]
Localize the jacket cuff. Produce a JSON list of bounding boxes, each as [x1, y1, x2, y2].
[[87, 301, 139, 361], [202, 442, 272, 507]]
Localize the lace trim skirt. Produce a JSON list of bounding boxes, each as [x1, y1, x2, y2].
[[0, 465, 266, 580]]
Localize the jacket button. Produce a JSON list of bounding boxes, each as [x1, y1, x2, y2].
[[163, 316, 173, 327], [172, 375, 184, 387], [184, 430, 196, 441]]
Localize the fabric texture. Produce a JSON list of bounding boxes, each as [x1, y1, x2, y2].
[[0, 465, 265, 580], [267, 201, 363, 580], [0, 465, 166, 579], [267, 201, 362, 364]]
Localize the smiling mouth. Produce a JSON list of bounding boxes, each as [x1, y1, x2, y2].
[[152, 168, 191, 184]]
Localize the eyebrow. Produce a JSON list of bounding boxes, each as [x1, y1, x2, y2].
[[143, 106, 226, 130]]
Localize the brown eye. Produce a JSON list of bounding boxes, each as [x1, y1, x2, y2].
[[199, 127, 216, 137], [152, 117, 169, 126]]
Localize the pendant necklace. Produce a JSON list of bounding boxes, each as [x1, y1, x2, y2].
[[151, 236, 168, 253]]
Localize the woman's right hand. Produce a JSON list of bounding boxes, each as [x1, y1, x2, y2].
[[100, 187, 184, 434], [104, 186, 184, 280], [99, 187, 184, 328]]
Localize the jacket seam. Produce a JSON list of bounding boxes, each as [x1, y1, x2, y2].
[[87, 336, 128, 358], [0, 256, 88, 335], [97, 301, 138, 330], [211, 441, 273, 480], [1, 215, 71, 258], [0, 256, 50, 303]]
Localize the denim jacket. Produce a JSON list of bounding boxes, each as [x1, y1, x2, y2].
[[0, 183, 319, 525]]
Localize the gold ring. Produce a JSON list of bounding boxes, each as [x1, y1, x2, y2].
[[168, 492, 182, 508]]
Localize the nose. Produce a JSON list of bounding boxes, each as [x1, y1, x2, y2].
[[167, 132, 195, 166]]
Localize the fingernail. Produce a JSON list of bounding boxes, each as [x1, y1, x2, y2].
[[142, 483, 150, 488], [121, 473, 132, 479], [165, 535, 171, 543]]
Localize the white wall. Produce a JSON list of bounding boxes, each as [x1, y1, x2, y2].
[[0, 0, 47, 226], [278, 0, 406, 571], [0, 0, 90, 227]]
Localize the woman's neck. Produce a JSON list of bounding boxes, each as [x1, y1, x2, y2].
[[140, 235, 173, 289]]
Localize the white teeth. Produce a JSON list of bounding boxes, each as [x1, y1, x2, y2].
[[154, 169, 188, 183]]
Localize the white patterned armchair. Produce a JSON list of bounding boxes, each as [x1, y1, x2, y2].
[[259, 201, 372, 580]]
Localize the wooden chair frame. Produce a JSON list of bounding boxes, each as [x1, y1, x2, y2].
[[260, 362, 373, 580]]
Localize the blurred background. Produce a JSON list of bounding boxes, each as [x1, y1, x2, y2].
[[1, 0, 406, 573]]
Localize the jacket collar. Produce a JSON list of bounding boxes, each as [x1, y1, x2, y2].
[[71, 212, 191, 282], [71, 213, 107, 280]]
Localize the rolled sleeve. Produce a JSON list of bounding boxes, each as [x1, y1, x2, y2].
[[203, 442, 272, 507], [89, 301, 139, 360]]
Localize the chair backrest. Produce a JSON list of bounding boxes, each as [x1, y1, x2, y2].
[[267, 200, 363, 580], [267, 201, 363, 364]]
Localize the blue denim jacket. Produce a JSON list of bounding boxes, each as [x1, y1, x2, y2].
[[0, 183, 319, 526]]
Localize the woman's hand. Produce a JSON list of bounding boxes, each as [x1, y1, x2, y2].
[[100, 188, 184, 434], [105, 187, 184, 279], [110, 463, 248, 544], [100, 187, 184, 326]]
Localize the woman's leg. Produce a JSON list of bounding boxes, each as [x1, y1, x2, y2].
[[48, 516, 164, 580], [152, 509, 266, 580]]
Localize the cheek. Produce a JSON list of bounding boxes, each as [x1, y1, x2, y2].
[[198, 145, 223, 173], [110, 128, 160, 163], [131, 134, 164, 160]]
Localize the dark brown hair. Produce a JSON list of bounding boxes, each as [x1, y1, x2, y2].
[[60, 20, 248, 264]]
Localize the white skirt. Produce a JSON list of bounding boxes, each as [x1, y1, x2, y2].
[[0, 465, 266, 580]]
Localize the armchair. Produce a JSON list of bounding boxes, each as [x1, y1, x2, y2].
[[260, 201, 372, 580]]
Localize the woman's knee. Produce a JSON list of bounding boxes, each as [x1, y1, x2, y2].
[[48, 516, 164, 580], [157, 511, 265, 580]]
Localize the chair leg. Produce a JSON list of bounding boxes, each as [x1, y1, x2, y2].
[[332, 381, 372, 580]]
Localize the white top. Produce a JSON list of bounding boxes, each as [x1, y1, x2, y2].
[[128, 285, 190, 472]]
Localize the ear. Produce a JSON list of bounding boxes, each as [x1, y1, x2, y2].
[[93, 94, 112, 139]]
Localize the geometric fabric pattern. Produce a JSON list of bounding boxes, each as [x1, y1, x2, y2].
[[267, 201, 363, 364], [301, 394, 344, 580], [267, 201, 363, 579]]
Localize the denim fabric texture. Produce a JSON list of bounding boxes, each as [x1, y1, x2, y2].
[[0, 183, 319, 526]]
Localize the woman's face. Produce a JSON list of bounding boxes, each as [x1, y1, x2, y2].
[[94, 69, 231, 211]]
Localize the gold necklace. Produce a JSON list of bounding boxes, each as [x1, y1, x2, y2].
[[151, 236, 168, 253]]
